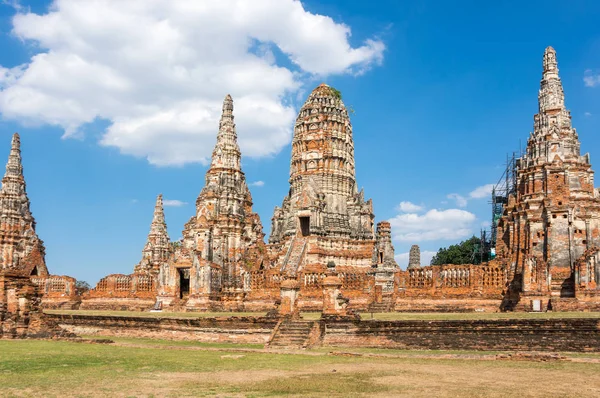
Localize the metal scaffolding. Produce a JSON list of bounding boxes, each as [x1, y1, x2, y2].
[[489, 152, 519, 257]]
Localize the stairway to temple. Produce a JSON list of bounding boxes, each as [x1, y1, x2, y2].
[[367, 294, 395, 312], [281, 236, 307, 274], [266, 319, 315, 349]]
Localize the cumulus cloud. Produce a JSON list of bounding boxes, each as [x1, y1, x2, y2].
[[163, 199, 187, 207], [0, 0, 385, 166], [446, 193, 468, 208], [394, 250, 437, 268], [584, 69, 600, 88], [249, 180, 265, 187], [469, 183, 494, 199], [396, 201, 424, 213], [389, 208, 477, 242]]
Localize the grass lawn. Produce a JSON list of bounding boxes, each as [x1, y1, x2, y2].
[[45, 309, 600, 321], [1, 338, 600, 397]]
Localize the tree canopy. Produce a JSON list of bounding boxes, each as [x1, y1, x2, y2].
[[430, 236, 488, 265]]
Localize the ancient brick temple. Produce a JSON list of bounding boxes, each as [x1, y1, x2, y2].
[[81, 46, 600, 313], [0, 134, 48, 277], [496, 47, 600, 310], [268, 84, 397, 288], [155, 95, 266, 308], [0, 133, 77, 311]]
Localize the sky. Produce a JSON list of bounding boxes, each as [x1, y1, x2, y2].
[[1, 0, 599, 284]]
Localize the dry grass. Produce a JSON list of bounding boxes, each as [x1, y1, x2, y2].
[[1, 338, 600, 397]]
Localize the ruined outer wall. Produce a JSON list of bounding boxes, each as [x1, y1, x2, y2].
[[321, 318, 600, 352], [47, 314, 600, 352], [81, 273, 157, 311], [31, 275, 79, 309], [46, 314, 277, 344]]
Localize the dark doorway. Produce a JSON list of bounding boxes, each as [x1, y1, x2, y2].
[[299, 216, 310, 237], [179, 268, 190, 299]]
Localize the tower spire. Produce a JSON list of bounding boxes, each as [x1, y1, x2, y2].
[[150, 194, 167, 234], [0, 133, 47, 275], [2, 133, 26, 196], [210, 94, 242, 171], [134, 193, 170, 274], [538, 46, 565, 113]]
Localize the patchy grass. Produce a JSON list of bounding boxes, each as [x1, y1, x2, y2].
[[46, 309, 600, 321], [1, 339, 600, 397], [83, 335, 265, 350]]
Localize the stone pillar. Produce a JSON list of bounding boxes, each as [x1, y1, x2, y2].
[[279, 279, 300, 318], [322, 273, 347, 317]]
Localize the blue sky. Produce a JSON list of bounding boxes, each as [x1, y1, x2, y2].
[[1, 0, 599, 284]]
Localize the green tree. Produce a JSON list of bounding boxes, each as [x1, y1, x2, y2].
[[75, 280, 91, 295], [430, 236, 487, 265]]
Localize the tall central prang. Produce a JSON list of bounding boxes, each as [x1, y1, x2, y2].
[[269, 84, 396, 280]]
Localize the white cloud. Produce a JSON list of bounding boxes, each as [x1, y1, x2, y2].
[[163, 199, 187, 207], [584, 69, 600, 87], [394, 250, 437, 268], [1, 0, 22, 11], [469, 183, 494, 199], [396, 201, 424, 213], [0, 0, 385, 166], [585, 112, 592, 117], [389, 208, 476, 242], [249, 180, 265, 187], [445, 183, 493, 208], [446, 193, 468, 208]]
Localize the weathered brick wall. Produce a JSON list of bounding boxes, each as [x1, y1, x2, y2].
[[31, 275, 80, 309], [47, 314, 278, 344], [1, 272, 72, 338], [47, 313, 600, 352], [321, 318, 600, 352]]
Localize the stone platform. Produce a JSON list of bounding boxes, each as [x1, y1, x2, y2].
[[46, 313, 600, 352]]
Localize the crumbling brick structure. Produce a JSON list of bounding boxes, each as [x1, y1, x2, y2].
[[0, 134, 78, 309], [0, 271, 71, 338], [496, 47, 600, 311]]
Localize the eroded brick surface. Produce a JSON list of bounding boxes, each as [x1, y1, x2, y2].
[[496, 47, 600, 310]]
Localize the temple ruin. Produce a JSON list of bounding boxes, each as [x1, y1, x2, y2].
[[496, 46, 600, 310], [0, 134, 77, 337], [2, 46, 598, 313]]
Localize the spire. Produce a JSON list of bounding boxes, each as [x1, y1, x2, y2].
[[538, 46, 565, 113], [1, 133, 25, 195], [149, 194, 167, 235], [210, 94, 242, 171], [135, 193, 170, 274]]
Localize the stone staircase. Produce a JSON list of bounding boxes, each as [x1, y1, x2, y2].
[[281, 236, 307, 274], [266, 319, 315, 349], [367, 294, 395, 312]]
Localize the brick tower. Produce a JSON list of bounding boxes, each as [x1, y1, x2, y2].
[[0, 133, 48, 277], [269, 84, 396, 277], [497, 47, 600, 306]]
